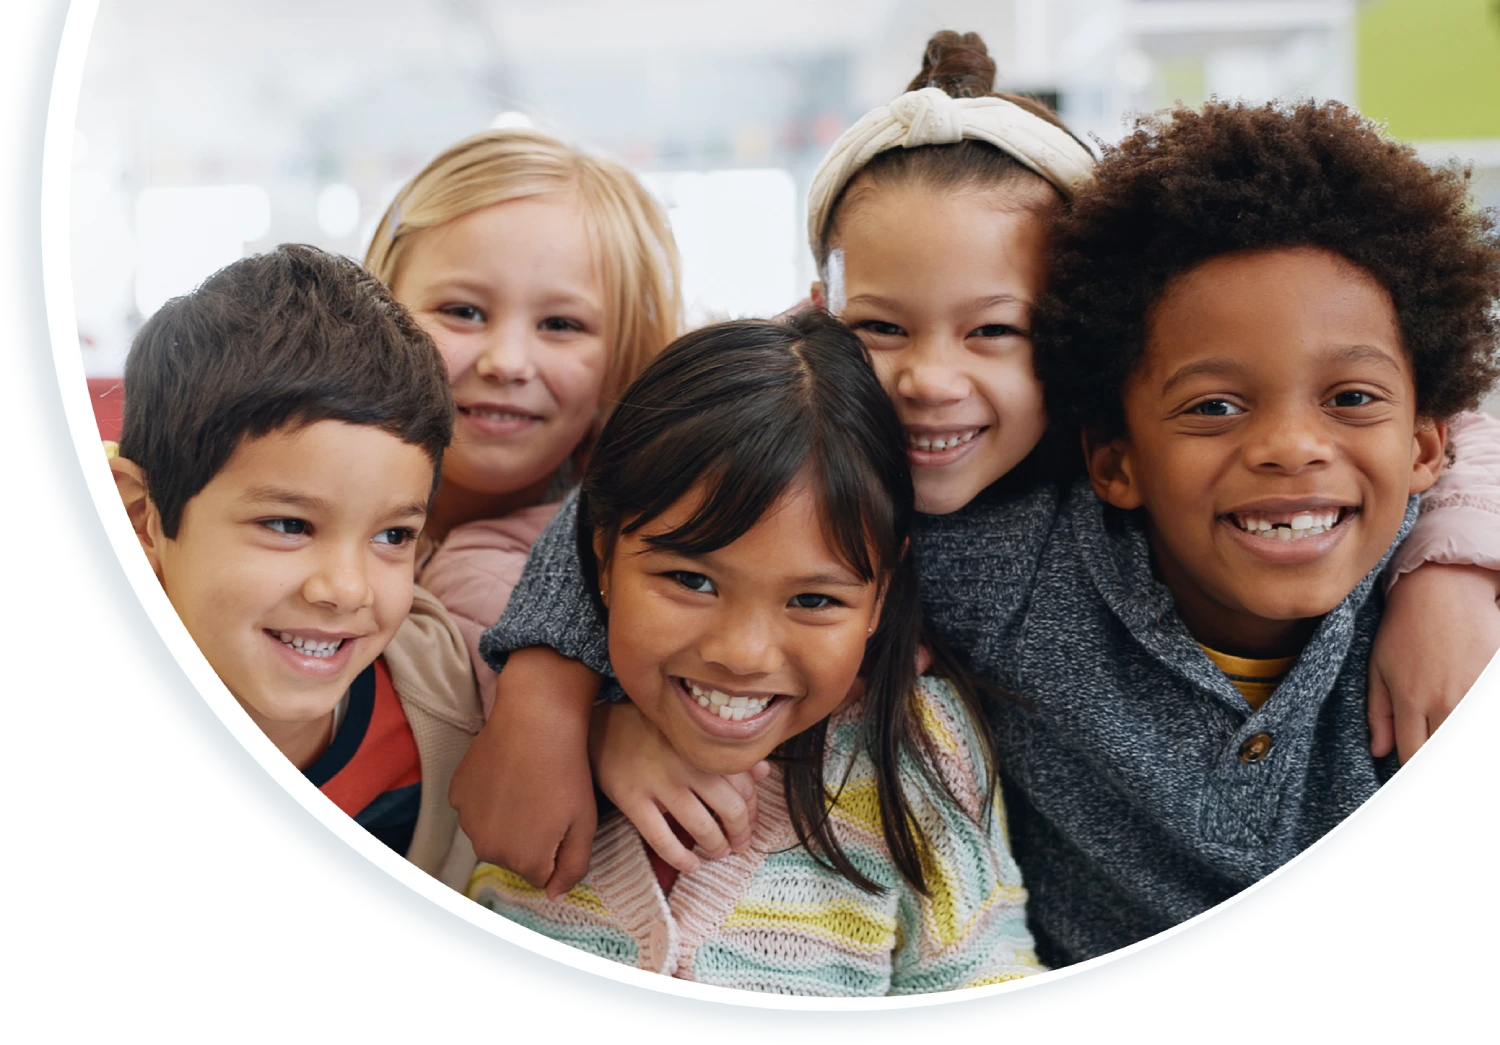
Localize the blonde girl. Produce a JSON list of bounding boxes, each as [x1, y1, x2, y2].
[[364, 128, 682, 702]]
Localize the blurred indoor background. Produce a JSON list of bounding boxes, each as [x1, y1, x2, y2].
[[69, 0, 1500, 429]]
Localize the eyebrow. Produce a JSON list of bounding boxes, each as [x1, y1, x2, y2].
[[1322, 343, 1404, 375], [240, 486, 428, 521], [1159, 357, 1252, 395], [844, 293, 1028, 313], [636, 545, 865, 589]]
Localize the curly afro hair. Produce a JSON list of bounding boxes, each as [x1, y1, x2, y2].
[[1033, 99, 1500, 441]]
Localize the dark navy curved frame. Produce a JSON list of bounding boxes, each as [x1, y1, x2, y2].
[[8, 4, 1488, 1037]]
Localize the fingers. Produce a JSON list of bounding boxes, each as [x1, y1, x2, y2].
[[750, 759, 771, 783], [623, 799, 703, 875], [665, 791, 732, 860], [1367, 669, 1395, 759], [699, 776, 756, 852], [544, 809, 599, 901], [1394, 704, 1431, 767]]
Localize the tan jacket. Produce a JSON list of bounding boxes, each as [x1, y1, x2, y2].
[[380, 585, 484, 891], [416, 503, 560, 713]]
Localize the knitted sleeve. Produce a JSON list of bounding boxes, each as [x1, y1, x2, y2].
[[476, 488, 614, 679], [887, 677, 1045, 995], [1386, 410, 1500, 589]]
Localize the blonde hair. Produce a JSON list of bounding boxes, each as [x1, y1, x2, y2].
[[365, 128, 682, 438]]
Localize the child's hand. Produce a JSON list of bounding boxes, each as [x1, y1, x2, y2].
[[589, 701, 770, 874], [1369, 563, 1500, 764], [448, 647, 602, 900]]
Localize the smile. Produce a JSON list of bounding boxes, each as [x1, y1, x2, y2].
[[906, 427, 984, 453], [1227, 506, 1356, 542], [675, 671, 780, 722], [273, 631, 345, 658], [681, 678, 779, 721], [457, 404, 542, 423]]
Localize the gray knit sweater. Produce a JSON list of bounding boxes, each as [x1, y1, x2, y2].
[[479, 478, 1410, 967]]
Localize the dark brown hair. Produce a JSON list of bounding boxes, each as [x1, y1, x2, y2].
[[579, 310, 995, 895], [818, 30, 1084, 266], [1033, 100, 1500, 440], [119, 244, 454, 538]]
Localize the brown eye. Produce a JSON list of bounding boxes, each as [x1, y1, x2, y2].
[[1188, 399, 1243, 417], [789, 593, 839, 610], [1327, 390, 1376, 408]]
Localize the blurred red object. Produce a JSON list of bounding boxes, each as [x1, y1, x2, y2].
[[86, 377, 124, 442]]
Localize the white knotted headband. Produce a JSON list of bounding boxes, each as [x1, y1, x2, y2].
[[807, 86, 1096, 266]]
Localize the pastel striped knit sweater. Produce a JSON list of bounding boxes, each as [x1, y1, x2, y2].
[[468, 676, 1043, 996]]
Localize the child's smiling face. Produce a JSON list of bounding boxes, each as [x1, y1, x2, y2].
[[832, 181, 1055, 514], [598, 479, 885, 775], [146, 421, 435, 748], [392, 193, 608, 503], [1090, 247, 1447, 656]]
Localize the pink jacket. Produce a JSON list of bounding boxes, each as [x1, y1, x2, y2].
[[417, 503, 560, 714], [1388, 410, 1500, 587]]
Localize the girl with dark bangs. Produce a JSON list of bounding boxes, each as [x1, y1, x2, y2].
[[466, 310, 1041, 995]]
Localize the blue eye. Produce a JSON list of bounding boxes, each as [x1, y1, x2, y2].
[[1327, 390, 1377, 408], [1188, 399, 1244, 417], [373, 527, 418, 547], [669, 571, 716, 594], [789, 593, 840, 610], [263, 518, 308, 536]]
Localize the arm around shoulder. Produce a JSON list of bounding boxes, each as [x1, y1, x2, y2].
[[477, 489, 614, 679], [1390, 410, 1500, 586]]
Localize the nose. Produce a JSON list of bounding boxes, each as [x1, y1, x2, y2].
[[473, 323, 537, 385], [697, 602, 785, 678], [301, 542, 374, 614], [1243, 404, 1335, 475], [892, 336, 969, 407]]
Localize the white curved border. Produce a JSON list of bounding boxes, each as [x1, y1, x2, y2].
[[38, 0, 1500, 1015]]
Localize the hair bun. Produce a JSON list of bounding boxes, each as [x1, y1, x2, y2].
[[907, 30, 997, 99]]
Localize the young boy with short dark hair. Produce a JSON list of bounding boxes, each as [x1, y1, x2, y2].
[[110, 244, 481, 889]]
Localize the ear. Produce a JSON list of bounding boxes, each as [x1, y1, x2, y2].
[[591, 528, 611, 606], [109, 455, 167, 578], [1082, 427, 1144, 510], [809, 281, 826, 310], [1407, 416, 1449, 495]]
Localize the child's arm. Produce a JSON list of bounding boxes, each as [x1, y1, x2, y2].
[[1370, 411, 1500, 763], [589, 701, 769, 872], [449, 647, 600, 899], [446, 491, 609, 897]]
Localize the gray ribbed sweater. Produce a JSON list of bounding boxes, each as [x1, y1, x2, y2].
[[480, 478, 1410, 967]]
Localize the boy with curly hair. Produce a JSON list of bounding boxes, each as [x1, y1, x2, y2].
[[987, 98, 1500, 964], [110, 245, 482, 889]]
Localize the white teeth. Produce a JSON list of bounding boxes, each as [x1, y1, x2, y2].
[[908, 429, 980, 452], [276, 633, 345, 658], [465, 407, 532, 421], [687, 680, 772, 719], [1230, 509, 1344, 541]]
